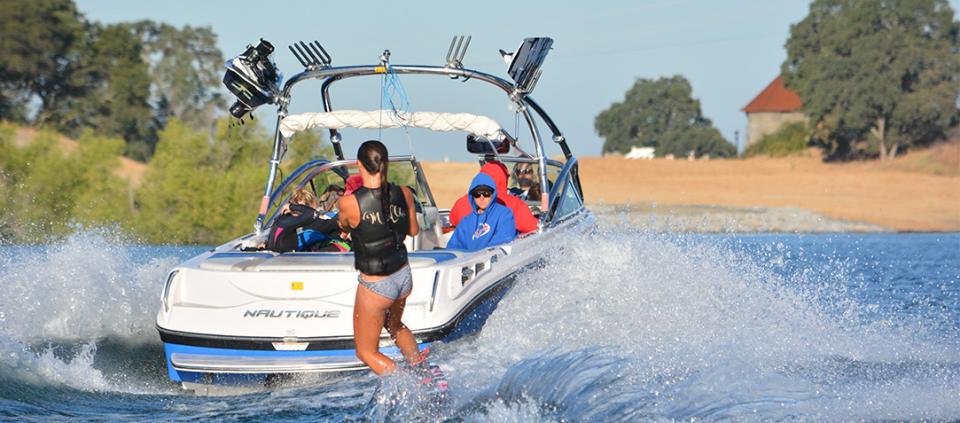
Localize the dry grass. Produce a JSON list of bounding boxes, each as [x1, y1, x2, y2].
[[423, 142, 960, 232], [878, 139, 960, 176]]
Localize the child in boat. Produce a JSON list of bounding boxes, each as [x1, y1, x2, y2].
[[447, 173, 516, 251], [267, 188, 348, 252]]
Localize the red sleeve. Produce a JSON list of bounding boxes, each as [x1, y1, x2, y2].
[[449, 195, 471, 226], [506, 196, 538, 233]]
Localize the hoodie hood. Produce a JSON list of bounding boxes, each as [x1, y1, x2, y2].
[[447, 170, 517, 251], [467, 172, 499, 212], [479, 161, 509, 198]]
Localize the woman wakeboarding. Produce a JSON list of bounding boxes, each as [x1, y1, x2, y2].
[[337, 140, 424, 375]]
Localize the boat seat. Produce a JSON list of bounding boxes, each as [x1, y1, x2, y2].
[[410, 206, 443, 250]]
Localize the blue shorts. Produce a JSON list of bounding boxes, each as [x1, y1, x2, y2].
[[358, 266, 412, 300]]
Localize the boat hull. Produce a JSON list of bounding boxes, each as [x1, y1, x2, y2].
[[159, 271, 516, 383], [156, 209, 593, 385]]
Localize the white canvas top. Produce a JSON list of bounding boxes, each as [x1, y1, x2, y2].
[[279, 110, 505, 140]]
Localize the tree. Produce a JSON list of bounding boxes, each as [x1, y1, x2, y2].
[[0, 3, 158, 159], [134, 118, 271, 244], [783, 0, 960, 160], [88, 24, 154, 159], [0, 6, 229, 161], [744, 121, 809, 158], [0, 0, 86, 125], [51, 23, 155, 159], [133, 21, 226, 134], [70, 131, 135, 229], [0, 123, 133, 242], [0, 124, 18, 241], [5, 131, 84, 240], [283, 129, 334, 170], [595, 75, 736, 158]]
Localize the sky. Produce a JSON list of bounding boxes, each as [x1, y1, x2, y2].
[[74, 0, 959, 161]]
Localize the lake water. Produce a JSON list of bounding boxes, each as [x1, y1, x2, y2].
[[0, 223, 958, 421]]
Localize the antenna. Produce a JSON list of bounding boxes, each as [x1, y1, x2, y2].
[[445, 35, 471, 69], [289, 40, 332, 70]]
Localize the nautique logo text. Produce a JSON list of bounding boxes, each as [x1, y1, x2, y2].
[[243, 309, 341, 319]]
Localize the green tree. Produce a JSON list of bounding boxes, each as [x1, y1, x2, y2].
[[0, 124, 18, 241], [70, 130, 135, 229], [1, 6, 229, 162], [53, 23, 155, 159], [283, 129, 334, 171], [89, 24, 154, 159], [783, 0, 960, 160], [744, 122, 810, 158], [0, 0, 87, 125], [132, 121, 201, 243], [133, 21, 225, 133], [595, 75, 736, 158], [134, 118, 271, 244], [0, 3, 158, 160], [212, 119, 273, 240], [0, 124, 133, 242], [7, 131, 82, 240]]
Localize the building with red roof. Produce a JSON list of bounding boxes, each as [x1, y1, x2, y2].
[[742, 76, 807, 147]]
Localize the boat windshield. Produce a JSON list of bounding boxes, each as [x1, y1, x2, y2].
[[265, 159, 432, 228]]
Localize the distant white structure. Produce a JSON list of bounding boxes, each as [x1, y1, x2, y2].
[[625, 146, 655, 160]]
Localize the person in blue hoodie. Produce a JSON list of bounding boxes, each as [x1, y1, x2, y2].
[[447, 172, 517, 251]]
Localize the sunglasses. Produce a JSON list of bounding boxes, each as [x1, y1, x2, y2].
[[516, 168, 534, 175], [471, 190, 493, 198]]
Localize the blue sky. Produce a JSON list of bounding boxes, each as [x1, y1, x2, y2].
[[75, 0, 959, 161]]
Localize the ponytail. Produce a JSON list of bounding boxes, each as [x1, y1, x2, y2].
[[378, 156, 389, 217], [358, 140, 391, 217]]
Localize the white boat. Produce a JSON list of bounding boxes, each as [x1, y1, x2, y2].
[[155, 37, 594, 387]]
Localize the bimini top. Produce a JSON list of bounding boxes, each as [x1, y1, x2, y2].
[[279, 110, 507, 141]]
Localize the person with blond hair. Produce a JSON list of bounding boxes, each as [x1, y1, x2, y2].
[[289, 188, 321, 209], [266, 187, 344, 252]]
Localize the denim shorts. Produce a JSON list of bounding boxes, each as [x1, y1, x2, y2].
[[358, 265, 412, 300]]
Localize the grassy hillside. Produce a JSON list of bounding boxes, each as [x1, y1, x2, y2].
[[12, 126, 147, 186]]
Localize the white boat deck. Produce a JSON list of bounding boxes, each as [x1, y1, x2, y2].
[[199, 250, 462, 272]]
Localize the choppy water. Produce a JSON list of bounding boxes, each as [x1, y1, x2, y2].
[[0, 224, 958, 421]]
